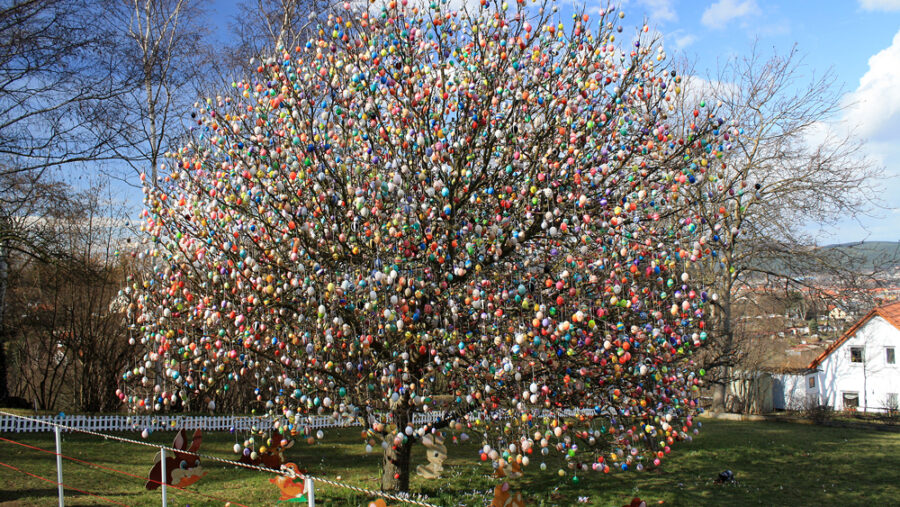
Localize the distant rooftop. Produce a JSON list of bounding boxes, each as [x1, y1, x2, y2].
[[808, 301, 900, 370]]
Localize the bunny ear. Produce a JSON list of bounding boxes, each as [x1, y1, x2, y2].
[[173, 429, 187, 450], [187, 429, 203, 453], [146, 452, 164, 490]]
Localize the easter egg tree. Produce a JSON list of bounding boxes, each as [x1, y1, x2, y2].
[[123, 0, 731, 492]]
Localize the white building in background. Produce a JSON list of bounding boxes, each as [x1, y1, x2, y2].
[[774, 301, 900, 413], [828, 305, 851, 322]]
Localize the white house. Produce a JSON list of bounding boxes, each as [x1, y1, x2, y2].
[[774, 301, 900, 413], [827, 305, 851, 323]]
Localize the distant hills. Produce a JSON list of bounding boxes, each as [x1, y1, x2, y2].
[[742, 241, 900, 277], [819, 241, 900, 272]]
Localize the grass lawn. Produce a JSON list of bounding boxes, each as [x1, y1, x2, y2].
[[1, 419, 898, 506]]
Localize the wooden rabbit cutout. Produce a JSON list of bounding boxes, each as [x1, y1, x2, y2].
[[239, 436, 295, 469], [491, 482, 526, 507], [146, 429, 206, 490], [415, 433, 448, 479]]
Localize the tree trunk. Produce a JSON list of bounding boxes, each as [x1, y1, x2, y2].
[[710, 279, 734, 414], [381, 405, 413, 492], [711, 383, 726, 413], [0, 236, 9, 402]]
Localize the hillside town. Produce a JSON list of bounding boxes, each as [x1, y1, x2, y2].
[[715, 250, 900, 414]]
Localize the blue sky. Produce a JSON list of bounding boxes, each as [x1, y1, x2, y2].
[[594, 0, 900, 243], [197, 0, 899, 243]]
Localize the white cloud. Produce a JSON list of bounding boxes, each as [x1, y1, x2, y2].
[[859, 0, 900, 11], [701, 0, 760, 29], [638, 0, 678, 23], [674, 33, 697, 49], [822, 28, 900, 242], [662, 29, 697, 51], [843, 29, 900, 141]]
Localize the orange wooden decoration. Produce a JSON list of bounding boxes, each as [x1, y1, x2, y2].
[[146, 429, 206, 490], [240, 438, 295, 469], [492, 482, 526, 506], [493, 459, 522, 479], [270, 463, 306, 501]]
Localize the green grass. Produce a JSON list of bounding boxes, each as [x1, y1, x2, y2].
[[1, 419, 898, 506]]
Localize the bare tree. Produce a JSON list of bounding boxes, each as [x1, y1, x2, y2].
[[678, 45, 884, 411], [227, 0, 321, 67], [0, 0, 131, 177], [98, 0, 208, 186], [5, 179, 136, 411], [0, 169, 80, 403], [0, 0, 140, 402], [64, 185, 136, 413], [8, 261, 78, 410]]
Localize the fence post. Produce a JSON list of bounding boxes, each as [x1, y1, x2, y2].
[[54, 426, 64, 506], [160, 447, 167, 506], [305, 477, 314, 506]]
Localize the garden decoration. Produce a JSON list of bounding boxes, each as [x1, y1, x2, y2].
[[123, 0, 732, 492], [270, 462, 308, 502], [492, 482, 526, 507], [238, 433, 295, 469], [415, 432, 447, 479], [494, 458, 523, 479], [146, 429, 205, 490]]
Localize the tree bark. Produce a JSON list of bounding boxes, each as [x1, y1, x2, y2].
[[711, 383, 726, 413], [381, 405, 413, 492], [710, 278, 734, 414], [0, 235, 9, 402]]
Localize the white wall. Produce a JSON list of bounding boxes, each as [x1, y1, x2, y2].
[[771, 373, 812, 410], [814, 316, 900, 413]]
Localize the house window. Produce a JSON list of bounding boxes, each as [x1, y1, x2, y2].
[[887, 347, 896, 365], [807, 376, 815, 389], [843, 392, 859, 410], [850, 346, 864, 363]]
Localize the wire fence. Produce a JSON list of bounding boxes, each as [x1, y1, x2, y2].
[[0, 407, 599, 505], [0, 410, 442, 507]]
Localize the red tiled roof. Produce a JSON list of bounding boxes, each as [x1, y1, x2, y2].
[[808, 301, 900, 369], [878, 301, 900, 329]]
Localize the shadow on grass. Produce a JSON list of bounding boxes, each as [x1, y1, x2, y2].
[[2, 420, 899, 506]]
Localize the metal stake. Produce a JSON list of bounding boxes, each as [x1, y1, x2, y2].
[[305, 477, 315, 506], [54, 426, 64, 506], [159, 447, 167, 506]]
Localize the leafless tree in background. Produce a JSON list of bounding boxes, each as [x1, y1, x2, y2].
[[228, 0, 321, 66], [0, 0, 129, 178], [0, 169, 81, 403], [5, 180, 136, 411], [0, 0, 129, 404], [97, 0, 208, 186], [0, 0, 211, 403], [676, 45, 887, 412]]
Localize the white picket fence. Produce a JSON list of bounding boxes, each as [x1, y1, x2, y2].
[[0, 407, 602, 434], [0, 412, 445, 434]]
